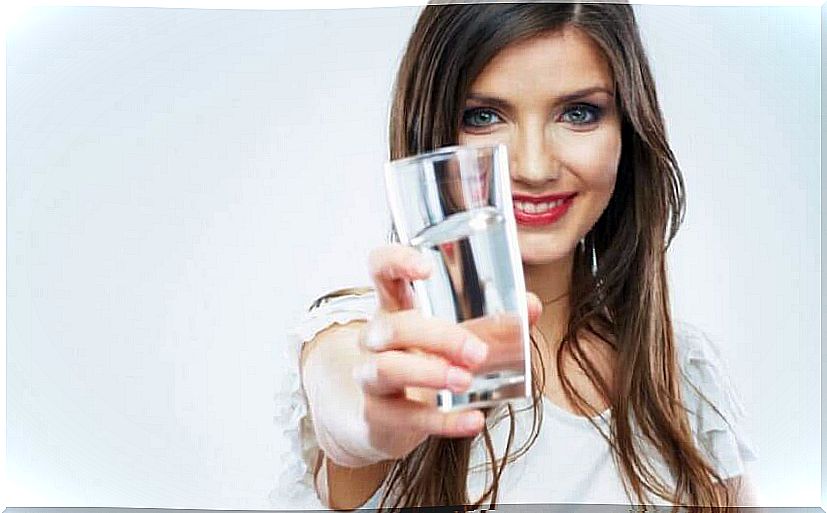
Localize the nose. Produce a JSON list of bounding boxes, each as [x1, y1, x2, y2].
[[509, 122, 560, 185]]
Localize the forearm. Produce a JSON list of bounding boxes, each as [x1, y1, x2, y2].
[[317, 453, 392, 510], [300, 322, 393, 508], [718, 471, 762, 510], [731, 473, 760, 507]]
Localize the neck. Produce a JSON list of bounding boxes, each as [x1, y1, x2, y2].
[[523, 251, 574, 350]]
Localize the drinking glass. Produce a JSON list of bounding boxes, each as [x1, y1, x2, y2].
[[384, 143, 530, 411]]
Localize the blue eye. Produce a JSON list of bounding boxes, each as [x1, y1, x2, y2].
[[562, 104, 602, 125], [462, 108, 502, 128]]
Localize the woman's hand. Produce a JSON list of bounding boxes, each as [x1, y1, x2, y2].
[[302, 243, 541, 470], [344, 244, 542, 462]]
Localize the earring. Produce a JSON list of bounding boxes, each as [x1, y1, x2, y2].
[[591, 243, 598, 277], [579, 235, 597, 277]]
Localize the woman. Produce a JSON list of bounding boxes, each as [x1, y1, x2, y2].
[[276, 3, 758, 511]]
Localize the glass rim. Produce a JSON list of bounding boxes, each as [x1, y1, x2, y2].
[[385, 142, 506, 170]]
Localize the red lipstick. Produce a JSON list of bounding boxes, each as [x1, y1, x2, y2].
[[512, 193, 576, 227]]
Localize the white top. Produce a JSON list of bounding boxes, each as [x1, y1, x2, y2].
[[271, 291, 757, 510]]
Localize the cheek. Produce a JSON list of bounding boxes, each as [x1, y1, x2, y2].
[[457, 131, 510, 149], [560, 129, 620, 192]]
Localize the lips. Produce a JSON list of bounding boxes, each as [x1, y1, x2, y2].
[[512, 193, 576, 227]]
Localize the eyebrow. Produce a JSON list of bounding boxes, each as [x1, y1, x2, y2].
[[466, 86, 615, 108]]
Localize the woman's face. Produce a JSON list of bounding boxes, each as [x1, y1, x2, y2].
[[458, 27, 622, 265]]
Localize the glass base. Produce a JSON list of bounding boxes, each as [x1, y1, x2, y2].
[[436, 369, 528, 411]]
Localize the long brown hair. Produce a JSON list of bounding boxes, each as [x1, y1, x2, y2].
[[367, 2, 735, 510]]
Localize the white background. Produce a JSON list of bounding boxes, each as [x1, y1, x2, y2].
[[5, 3, 821, 509]]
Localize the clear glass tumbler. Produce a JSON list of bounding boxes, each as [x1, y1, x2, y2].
[[384, 143, 530, 411]]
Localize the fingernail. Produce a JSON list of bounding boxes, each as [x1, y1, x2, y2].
[[461, 337, 488, 366], [460, 412, 482, 432], [352, 361, 377, 385], [364, 319, 392, 350], [414, 258, 432, 275], [446, 366, 472, 391]]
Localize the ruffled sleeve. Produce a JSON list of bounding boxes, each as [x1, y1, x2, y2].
[[675, 320, 758, 480], [270, 291, 378, 509]]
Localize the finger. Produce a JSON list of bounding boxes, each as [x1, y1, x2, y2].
[[352, 351, 473, 396], [461, 313, 525, 374], [368, 244, 432, 312], [359, 312, 489, 369], [526, 292, 542, 326], [365, 394, 485, 439], [461, 312, 523, 345]]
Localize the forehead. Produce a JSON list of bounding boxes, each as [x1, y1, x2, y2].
[[470, 26, 614, 96]]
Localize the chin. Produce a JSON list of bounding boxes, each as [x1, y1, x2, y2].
[[517, 237, 575, 265], [520, 252, 567, 265]]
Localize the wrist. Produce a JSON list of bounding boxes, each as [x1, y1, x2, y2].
[[314, 417, 389, 468]]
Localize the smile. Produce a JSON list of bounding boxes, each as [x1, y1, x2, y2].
[[512, 193, 576, 227]]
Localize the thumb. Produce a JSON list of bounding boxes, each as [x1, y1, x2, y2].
[[368, 244, 432, 312], [526, 292, 542, 326]]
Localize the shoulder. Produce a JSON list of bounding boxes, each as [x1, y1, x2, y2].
[[292, 288, 378, 344], [673, 320, 728, 372], [672, 320, 744, 416], [672, 320, 758, 479]]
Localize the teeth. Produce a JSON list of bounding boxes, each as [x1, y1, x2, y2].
[[514, 198, 567, 214]]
